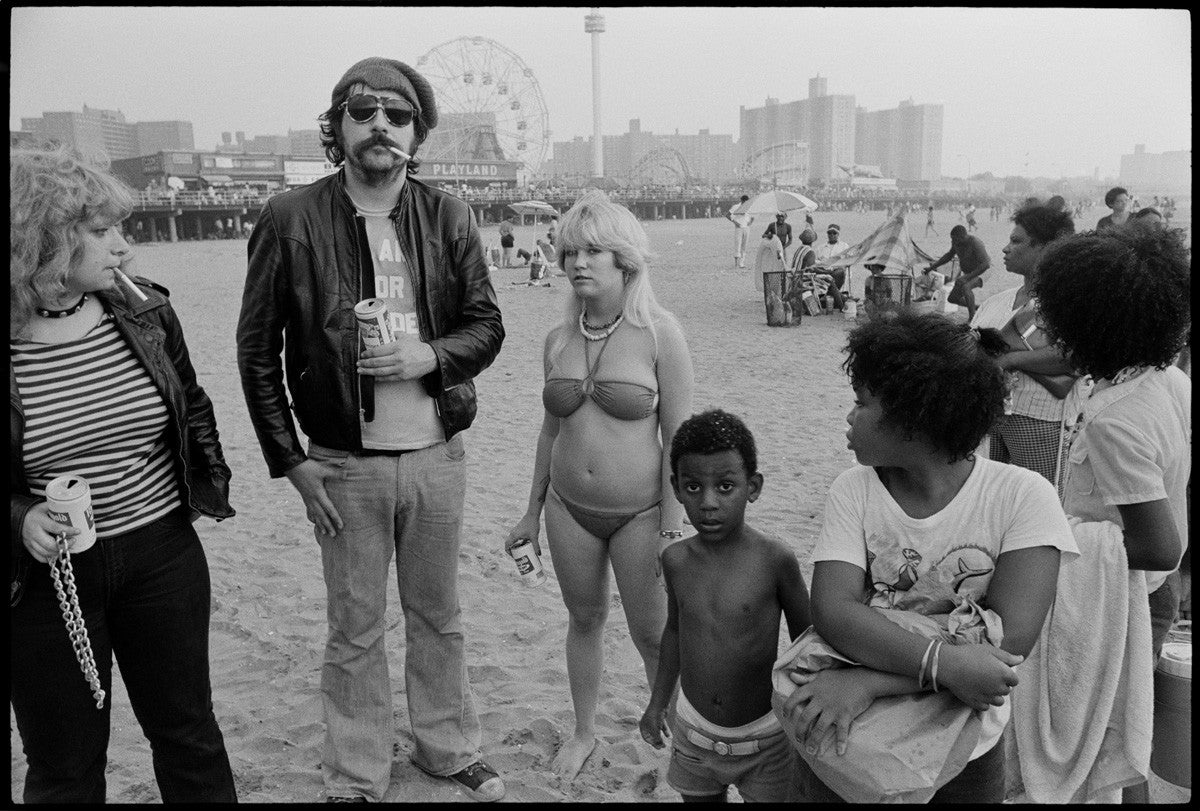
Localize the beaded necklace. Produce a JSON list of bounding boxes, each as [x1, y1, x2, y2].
[[578, 309, 624, 341]]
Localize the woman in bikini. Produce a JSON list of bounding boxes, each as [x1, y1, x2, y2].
[[507, 190, 694, 782]]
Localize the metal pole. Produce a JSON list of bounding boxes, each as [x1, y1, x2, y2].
[[585, 9, 606, 179]]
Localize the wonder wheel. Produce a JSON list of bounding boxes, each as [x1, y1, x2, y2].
[[416, 36, 552, 178]]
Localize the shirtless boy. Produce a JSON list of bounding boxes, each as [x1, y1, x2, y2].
[[640, 409, 811, 803]]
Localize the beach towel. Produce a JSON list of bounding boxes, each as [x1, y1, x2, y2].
[[770, 598, 1003, 803], [1008, 518, 1153, 803], [754, 236, 785, 293]]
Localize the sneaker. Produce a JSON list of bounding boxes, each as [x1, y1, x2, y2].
[[448, 760, 505, 802], [326, 796, 367, 803]]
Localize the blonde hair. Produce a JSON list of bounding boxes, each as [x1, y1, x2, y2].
[[10, 144, 133, 336], [549, 190, 672, 359]]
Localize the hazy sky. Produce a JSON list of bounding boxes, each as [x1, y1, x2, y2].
[[10, 6, 1191, 179]]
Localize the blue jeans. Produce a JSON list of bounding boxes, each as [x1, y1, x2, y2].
[[308, 436, 481, 801], [10, 509, 236, 803]]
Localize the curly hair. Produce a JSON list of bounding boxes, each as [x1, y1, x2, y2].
[[10, 144, 133, 337], [1104, 186, 1128, 208], [670, 408, 757, 476], [1033, 227, 1190, 379], [1011, 203, 1075, 245], [843, 312, 1006, 462], [318, 93, 428, 175]]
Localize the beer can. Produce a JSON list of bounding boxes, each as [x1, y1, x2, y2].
[[509, 538, 546, 585], [354, 298, 395, 347], [44, 474, 97, 553]]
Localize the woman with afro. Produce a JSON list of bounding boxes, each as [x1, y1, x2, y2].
[[1035, 225, 1190, 665]]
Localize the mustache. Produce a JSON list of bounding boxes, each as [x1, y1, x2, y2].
[[356, 136, 399, 154]]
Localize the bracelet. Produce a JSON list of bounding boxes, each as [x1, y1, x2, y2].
[[658, 530, 684, 539], [917, 639, 936, 690], [930, 640, 943, 693]]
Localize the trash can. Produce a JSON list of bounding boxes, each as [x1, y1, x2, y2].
[[762, 270, 795, 327], [1150, 640, 1191, 788]]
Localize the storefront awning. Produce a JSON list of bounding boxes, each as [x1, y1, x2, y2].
[[201, 174, 234, 185]]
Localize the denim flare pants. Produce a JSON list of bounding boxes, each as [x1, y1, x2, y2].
[[308, 434, 482, 801]]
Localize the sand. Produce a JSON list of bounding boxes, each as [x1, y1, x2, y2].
[[11, 204, 1190, 803]]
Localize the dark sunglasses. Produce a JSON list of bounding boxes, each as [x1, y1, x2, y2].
[[342, 94, 415, 127]]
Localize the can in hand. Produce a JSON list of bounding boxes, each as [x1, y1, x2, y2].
[[44, 474, 97, 553], [508, 538, 546, 585], [354, 298, 395, 347]]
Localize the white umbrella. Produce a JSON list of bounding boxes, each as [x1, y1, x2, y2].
[[508, 200, 558, 216], [733, 190, 819, 216]]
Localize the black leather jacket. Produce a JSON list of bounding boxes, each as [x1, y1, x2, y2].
[[11, 279, 235, 604], [236, 170, 504, 478]]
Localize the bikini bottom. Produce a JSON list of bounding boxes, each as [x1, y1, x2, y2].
[[547, 485, 660, 542]]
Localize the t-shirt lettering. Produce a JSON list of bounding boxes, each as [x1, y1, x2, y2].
[[357, 210, 444, 450]]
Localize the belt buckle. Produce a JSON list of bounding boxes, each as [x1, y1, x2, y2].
[[712, 740, 730, 756]]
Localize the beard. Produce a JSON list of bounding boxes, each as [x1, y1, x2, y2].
[[345, 135, 410, 184]]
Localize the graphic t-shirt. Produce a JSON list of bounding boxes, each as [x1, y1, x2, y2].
[[357, 208, 443, 450], [813, 457, 1078, 759]]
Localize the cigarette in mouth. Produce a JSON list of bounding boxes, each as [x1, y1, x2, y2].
[[115, 268, 148, 301], [388, 146, 411, 160]]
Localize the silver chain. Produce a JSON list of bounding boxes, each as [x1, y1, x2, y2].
[[49, 533, 106, 709]]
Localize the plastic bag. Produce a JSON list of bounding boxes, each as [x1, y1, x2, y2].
[[771, 599, 1003, 803]]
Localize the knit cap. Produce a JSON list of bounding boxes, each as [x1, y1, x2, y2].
[[331, 57, 439, 130]]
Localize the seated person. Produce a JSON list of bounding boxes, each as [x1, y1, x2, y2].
[[793, 229, 845, 312], [913, 268, 947, 301]]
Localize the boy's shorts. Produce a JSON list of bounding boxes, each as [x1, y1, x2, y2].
[[666, 705, 794, 802]]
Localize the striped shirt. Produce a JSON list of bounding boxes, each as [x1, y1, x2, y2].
[[12, 314, 181, 538]]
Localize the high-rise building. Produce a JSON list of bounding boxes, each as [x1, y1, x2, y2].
[[1119, 144, 1191, 192], [739, 75, 856, 184], [855, 98, 943, 182], [20, 107, 195, 161], [21, 106, 138, 161], [547, 119, 737, 184], [135, 120, 194, 154], [656, 127, 738, 184]]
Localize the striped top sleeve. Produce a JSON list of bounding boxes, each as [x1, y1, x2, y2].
[[12, 314, 181, 538]]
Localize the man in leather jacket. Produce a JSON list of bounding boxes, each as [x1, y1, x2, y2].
[[236, 57, 505, 803]]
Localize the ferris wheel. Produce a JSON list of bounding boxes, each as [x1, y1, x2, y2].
[[416, 36, 552, 178]]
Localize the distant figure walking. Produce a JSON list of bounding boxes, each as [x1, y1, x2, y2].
[[726, 195, 756, 268], [965, 203, 978, 232], [925, 204, 938, 236]]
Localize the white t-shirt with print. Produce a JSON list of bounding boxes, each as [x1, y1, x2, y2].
[[813, 457, 1078, 759], [357, 209, 444, 451]]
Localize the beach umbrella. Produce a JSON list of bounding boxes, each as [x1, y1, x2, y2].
[[823, 213, 936, 276], [733, 189, 819, 216], [822, 212, 937, 299], [508, 200, 558, 216]]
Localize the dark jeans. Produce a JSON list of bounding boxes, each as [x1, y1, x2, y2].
[[10, 509, 236, 803], [788, 737, 1005, 803]]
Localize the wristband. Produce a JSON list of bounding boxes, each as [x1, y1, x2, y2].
[[930, 640, 943, 693], [658, 530, 684, 539], [917, 639, 936, 690]]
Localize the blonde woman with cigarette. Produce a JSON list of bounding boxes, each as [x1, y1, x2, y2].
[[9, 143, 236, 803]]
